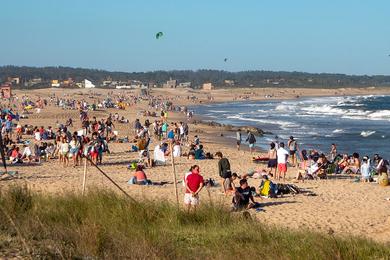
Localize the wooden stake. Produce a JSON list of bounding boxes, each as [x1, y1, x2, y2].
[[170, 142, 179, 207], [82, 157, 87, 195]]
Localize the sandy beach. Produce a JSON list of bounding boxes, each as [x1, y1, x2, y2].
[[1, 87, 390, 243]]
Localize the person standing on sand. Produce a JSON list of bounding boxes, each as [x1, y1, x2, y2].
[[216, 151, 232, 193], [330, 143, 337, 162], [276, 142, 289, 181], [287, 136, 298, 167], [245, 131, 256, 153], [236, 129, 242, 151], [184, 165, 204, 211], [267, 142, 277, 177]]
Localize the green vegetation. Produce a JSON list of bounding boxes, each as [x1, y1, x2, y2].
[[2, 65, 390, 89], [0, 185, 389, 259]]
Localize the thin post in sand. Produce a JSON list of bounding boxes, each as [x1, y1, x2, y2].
[[82, 157, 87, 195], [170, 142, 179, 207], [83, 155, 137, 203]]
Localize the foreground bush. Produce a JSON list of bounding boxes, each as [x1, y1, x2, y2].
[[0, 185, 389, 259]]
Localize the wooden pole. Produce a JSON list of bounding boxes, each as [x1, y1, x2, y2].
[[82, 156, 87, 195], [170, 142, 179, 207]]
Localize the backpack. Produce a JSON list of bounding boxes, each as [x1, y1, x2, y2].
[[259, 180, 276, 197]]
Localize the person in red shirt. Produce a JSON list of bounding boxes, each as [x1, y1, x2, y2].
[[10, 147, 21, 164], [184, 165, 204, 211]]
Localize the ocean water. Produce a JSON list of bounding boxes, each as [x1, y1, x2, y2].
[[192, 95, 390, 159]]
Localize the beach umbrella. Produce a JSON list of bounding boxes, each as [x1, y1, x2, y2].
[[156, 32, 164, 39]]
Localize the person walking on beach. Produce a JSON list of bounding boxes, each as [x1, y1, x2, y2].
[[287, 136, 298, 167], [236, 129, 242, 151], [245, 131, 256, 153], [277, 142, 289, 181], [184, 165, 204, 211]]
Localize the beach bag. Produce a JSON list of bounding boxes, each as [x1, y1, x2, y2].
[[378, 172, 389, 187], [259, 180, 276, 197]]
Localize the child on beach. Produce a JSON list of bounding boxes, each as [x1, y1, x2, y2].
[[360, 156, 370, 182]]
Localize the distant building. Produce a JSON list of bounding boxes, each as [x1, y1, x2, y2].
[[202, 83, 214, 90], [224, 80, 235, 86], [7, 77, 20, 85], [62, 78, 74, 87], [83, 79, 96, 89], [51, 80, 60, 87], [178, 82, 192, 88], [163, 79, 177, 88]]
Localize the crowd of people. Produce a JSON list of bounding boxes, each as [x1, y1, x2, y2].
[[1, 91, 389, 214]]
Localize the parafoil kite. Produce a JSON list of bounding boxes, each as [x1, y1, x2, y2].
[[156, 32, 163, 39]]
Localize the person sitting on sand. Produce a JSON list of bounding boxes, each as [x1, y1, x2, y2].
[[335, 154, 349, 174], [194, 145, 206, 160], [373, 154, 389, 175], [160, 142, 170, 156], [173, 141, 181, 158], [9, 146, 22, 164], [232, 179, 256, 211], [139, 150, 152, 168], [45, 143, 56, 161], [187, 144, 196, 160], [341, 152, 360, 175], [21, 144, 33, 162], [184, 165, 204, 211], [128, 165, 152, 185]]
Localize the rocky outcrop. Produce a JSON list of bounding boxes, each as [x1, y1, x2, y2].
[[193, 120, 265, 136]]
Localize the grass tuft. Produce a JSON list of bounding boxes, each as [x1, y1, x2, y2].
[[0, 186, 388, 259]]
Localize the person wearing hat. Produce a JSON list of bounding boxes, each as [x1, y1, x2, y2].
[[288, 136, 298, 167]]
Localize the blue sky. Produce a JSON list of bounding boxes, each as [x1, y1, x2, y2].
[[0, 0, 389, 75]]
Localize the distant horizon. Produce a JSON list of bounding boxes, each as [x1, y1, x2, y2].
[[1, 1, 389, 75], [1, 64, 390, 77]]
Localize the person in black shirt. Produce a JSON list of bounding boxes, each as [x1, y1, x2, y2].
[[216, 151, 231, 193], [232, 179, 256, 211]]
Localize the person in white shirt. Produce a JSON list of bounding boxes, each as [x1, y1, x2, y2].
[[276, 142, 289, 180], [21, 145, 33, 162], [173, 141, 181, 158]]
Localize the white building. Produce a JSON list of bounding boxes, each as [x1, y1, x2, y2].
[[83, 79, 95, 89]]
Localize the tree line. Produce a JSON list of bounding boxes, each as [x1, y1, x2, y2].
[[1, 65, 390, 88]]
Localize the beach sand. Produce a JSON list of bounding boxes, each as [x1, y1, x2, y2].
[[1, 87, 390, 243]]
